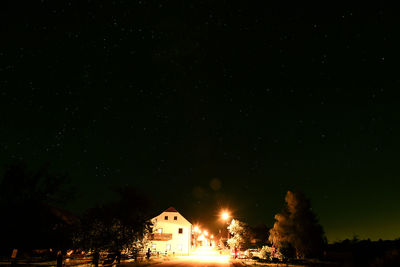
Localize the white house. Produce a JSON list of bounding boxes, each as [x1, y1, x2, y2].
[[148, 207, 192, 255]]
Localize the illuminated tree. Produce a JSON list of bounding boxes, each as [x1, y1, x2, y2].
[[269, 191, 325, 259], [227, 219, 250, 250]]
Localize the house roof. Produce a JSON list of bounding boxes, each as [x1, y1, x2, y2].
[[151, 207, 192, 225], [164, 206, 178, 212]]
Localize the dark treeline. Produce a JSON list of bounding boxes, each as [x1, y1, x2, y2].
[[326, 238, 400, 267], [0, 161, 76, 255], [74, 186, 153, 255], [0, 161, 153, 264]]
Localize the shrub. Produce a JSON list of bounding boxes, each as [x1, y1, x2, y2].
[[260, 246, 273, 260]]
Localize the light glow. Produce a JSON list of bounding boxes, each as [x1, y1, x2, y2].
[[177, 255, 229, 263], [187, 247, 229, 263], [221, 210, 230, 221]]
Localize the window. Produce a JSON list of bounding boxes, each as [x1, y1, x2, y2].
[[166, 244, 171, 251], [178, 228, 183, 234], [164, 216, 168, 220], [158, 228, 163, 233], [152, 244, 156, 249], [174, 216, 177, 220]]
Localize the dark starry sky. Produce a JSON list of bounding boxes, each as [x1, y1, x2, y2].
[[1, 1, 400, 242]]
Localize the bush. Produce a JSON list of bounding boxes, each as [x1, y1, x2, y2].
[[244, 250, 252, 258], [260, 246, 273, 260]]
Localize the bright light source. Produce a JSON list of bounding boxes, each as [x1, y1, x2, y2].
[[203, 230, 208, 236], [210, 234, 214, 239], [221, 211, 230, 221], [194, 226, 200, 233]]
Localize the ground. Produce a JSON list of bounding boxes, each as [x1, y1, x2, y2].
[[147, 255, 237, 267], [121, 247, 244, 267], [0, 247, 310, 266], [119, 247, 309, 267]]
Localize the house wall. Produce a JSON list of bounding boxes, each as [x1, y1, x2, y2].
[[149, 211, 192, 255]]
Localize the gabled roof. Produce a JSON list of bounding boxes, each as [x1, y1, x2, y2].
[[164, 206, 178, 212], [152, 207, 192, 225]]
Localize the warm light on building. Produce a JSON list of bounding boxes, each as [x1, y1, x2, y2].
[[149, 207, 192, 255]]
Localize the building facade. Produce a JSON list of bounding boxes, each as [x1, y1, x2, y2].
[[149, 207, 192, 255]]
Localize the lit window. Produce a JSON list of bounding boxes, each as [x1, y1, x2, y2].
[[152, 244, 156, 249], [178, 228, 183, 234], [166, 244, 171, 251], [165, 216, 168, 220], [158, 228, 163, 233], [174, 216, 177, 220]]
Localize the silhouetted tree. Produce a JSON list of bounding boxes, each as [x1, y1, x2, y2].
[[249, 224, 270, 246], [0, 161, 76, 253], [269, 191, 325, 259], [74, 186, 152, 255]]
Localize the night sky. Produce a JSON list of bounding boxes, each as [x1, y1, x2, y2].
[[1, 1, 400, 242]]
